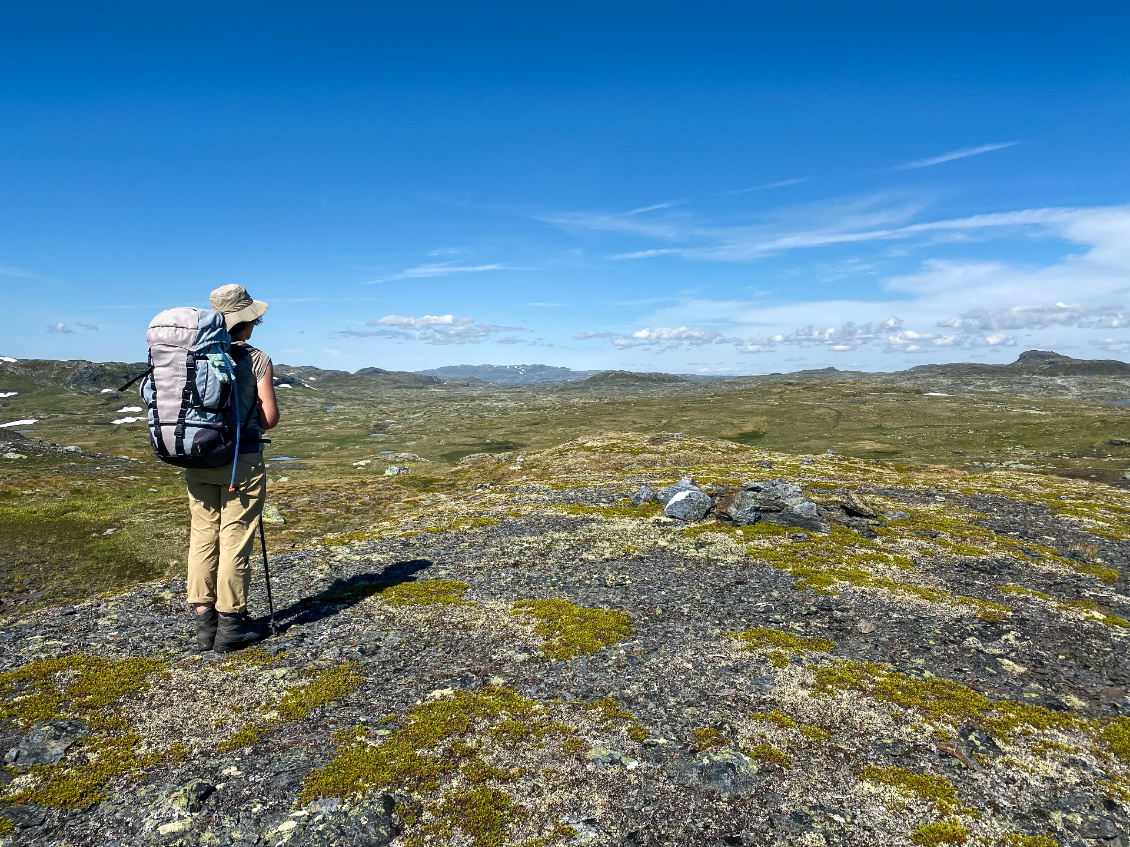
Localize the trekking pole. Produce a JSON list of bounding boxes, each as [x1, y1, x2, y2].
[[258, 517, 277, 636]]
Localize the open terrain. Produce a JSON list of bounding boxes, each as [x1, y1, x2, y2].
[[1, 352, 1130, 846]]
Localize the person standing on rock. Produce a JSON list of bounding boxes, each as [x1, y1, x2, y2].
[[187, 284, 280, 652]]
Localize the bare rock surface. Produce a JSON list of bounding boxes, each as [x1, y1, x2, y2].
[[2, 433, 1130, 846]]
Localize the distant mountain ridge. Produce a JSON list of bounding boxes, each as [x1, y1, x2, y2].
[[416, 364, 600, 386]]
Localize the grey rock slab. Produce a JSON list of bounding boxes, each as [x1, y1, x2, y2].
[[713, 491, 761, 526], [656, 477, 700, 505], [14, 719, 91, 767], [663, 490, 713, 522], [761, 501, 830, 533], [383, 465, 409, 476]]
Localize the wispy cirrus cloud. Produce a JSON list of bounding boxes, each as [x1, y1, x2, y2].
[[895, 141, 1021, 170], [362, 262, 523, 285], [0, 264, 42, 279], [719, 177, 809, 195]]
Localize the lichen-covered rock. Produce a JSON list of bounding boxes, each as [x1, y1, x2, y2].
[[383, 465, 409, 476], [677, 748, 762, 796], [262, 504, 286, 525], [664, 489, 713, 521]]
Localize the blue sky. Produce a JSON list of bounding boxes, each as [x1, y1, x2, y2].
[[3, 2, 1130, 373]]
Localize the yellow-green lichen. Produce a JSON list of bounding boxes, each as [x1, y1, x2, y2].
[[511, 599, 633, 660], [692, 727, 726, 750]]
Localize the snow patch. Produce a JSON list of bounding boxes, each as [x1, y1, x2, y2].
[[111, 417, 144, 425], [0, 419, 37, 428]]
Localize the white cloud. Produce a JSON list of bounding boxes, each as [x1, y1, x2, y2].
[[574, 331, 619, 340], [47, 322, 75, 334], [938, 303, 1129, 331], [1093, 338, 1130, 354], [369, 314, 471, 330], [627, 200, 687, 215], [895, 141, 1021, 170], [341, 314, 525, 345], [886, 330, 958, 352], [76, 322, 99, 331], [613, 327, 722, 348]]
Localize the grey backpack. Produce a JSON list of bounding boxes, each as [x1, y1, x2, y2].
[[125, 307, 250, 471]]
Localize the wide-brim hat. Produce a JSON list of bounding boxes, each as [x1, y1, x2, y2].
[[209, 284, 269, 331]]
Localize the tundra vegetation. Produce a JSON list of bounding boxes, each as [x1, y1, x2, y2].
[[1, 356, 1129, 845]]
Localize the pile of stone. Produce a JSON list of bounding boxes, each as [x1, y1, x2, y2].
[[631, 477, 881, 534]]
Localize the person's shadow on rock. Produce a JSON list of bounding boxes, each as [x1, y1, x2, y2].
[[269, 558, 433, 630]]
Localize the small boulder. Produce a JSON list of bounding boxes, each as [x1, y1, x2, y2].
[[744, 479, 806, 510], [657, 477, 701, 505], [630, 485, 657, 507], [714, 491, 761, 525], [0, 804, 47, 829], [664, 489, 713, 521], [384, 465, 409, 476], [13, 720, 90, 768]]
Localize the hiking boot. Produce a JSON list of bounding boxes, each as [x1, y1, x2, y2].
[[213, 612, 266, 653], [194, 607, 218, 652]]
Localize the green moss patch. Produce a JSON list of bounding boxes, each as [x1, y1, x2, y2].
[[302, 687, 576, 847], [0, 654, 167, 809], [219, 663, 363, 752], [511, 599, 633, 660], [318, 578, 469, 607], [910, 819, 969, 845], [861, 765, 958, 810], [811, 659, 1082, 743], [733, 626, 835, 668]]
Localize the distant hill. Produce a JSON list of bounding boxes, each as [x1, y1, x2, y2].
[[416, 364, 599, 386], [274, 365, 441, 390], [0, 358, 147, 394], [576, 370, 689, 387], [913, 349, 1130, 378]]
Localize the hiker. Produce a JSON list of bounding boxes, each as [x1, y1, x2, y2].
[[186, 284, 280, 652]]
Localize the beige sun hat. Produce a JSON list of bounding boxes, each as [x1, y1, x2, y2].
[[209, 284, 269, 331]]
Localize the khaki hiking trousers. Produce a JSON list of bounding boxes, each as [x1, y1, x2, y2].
[[185, 453, 266, 614]]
